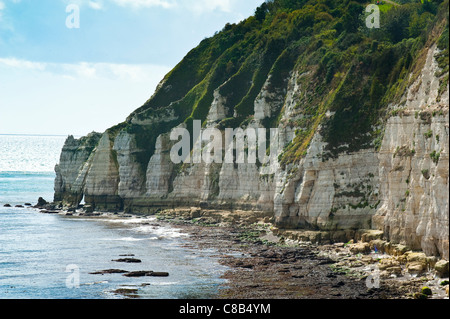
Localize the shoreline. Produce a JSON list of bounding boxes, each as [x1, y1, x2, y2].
[[25, 204, 450, 299], [157, 209, 449, 299]]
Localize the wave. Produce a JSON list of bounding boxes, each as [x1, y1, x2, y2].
[[105, 237, 147, 242], [133, 225, 189, 239]]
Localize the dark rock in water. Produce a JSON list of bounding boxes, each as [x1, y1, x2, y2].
[[149, 272, 169, 277], [37, 197, 48, 207], [3, 204, 11, 207], [112, 258, 142, 263], [40, 210, 59, 214], [15, 205, 24, 208], [24, 203, 32, 206], [84, 212, 101, 217], [113, 288, 139, 298], [123, 271, 153, 277], [123, 271, 169, 277], [89, 269, 129, 275]]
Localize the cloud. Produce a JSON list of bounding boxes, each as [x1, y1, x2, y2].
[[73, 0, 239, 13], [0, 58, 170, 82], [88, 1, 103, 10], [112, 0, 174, 9], [0, 57, 46, 70], [0, 1, 5, 19], [185, 0, 233, 14]]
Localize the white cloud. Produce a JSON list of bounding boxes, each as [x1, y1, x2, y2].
[[73, 0, 239, 13], [88, 1, 103, 10], [186, 0, 233, 14], [112, 0, 174, 9], [0, 57, 46, 70], [0, 1, 5, 19], [0, 58, 170, 82], [114, 0, 237, 13]]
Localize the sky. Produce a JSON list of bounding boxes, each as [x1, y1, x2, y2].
[[0, 0, 263, 136]]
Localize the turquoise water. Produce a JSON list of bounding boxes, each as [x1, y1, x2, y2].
[[0, 135, 227, 299]]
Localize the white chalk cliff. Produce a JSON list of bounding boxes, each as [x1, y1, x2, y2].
[[53, 4, 449, 259]]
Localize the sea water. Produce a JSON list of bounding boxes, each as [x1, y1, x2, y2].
[[0, 135, 227, 299]]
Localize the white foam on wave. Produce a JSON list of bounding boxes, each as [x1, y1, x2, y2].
[[132, 224, 189, 239], [94, 216, 188, 240], [149, 282, 179, 286]]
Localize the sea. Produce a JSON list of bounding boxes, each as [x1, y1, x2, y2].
[[0, 134, 228, 299]]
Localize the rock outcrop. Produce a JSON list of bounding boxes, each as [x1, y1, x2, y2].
[[373, 44, 449, 259]]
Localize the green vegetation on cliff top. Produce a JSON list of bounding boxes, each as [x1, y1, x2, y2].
[[118, 0, 448, 170]]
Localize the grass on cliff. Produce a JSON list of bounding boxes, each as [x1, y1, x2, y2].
[[109, 0, 448, 172]]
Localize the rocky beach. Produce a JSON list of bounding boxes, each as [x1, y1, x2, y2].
[[32, 202, 449, 300]]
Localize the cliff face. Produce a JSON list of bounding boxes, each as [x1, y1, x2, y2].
[[54, 0, 449, 258], [373, 44, 449, 259]]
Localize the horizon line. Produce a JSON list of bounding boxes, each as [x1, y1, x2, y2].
[[0, 133, 80, 137]]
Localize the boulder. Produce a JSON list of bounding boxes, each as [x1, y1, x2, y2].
[[15, 205, 24, 208], [150, 272, 169, 277], [123, 271, 152, 277], [434, 260, 449, 278], [406, 262, 426, 275], [190, 207, 201, 219], [421, 287, 432, 296], [378, 258, 402, 277], [405, 252, 428, 274], [37, 197, 48, 207], [380, 266, 402, 279], [113, 288, 139, 297], [378, 258, 400, 270], [392, 244, 408, 256], [89, 269, 129, 275], [3, 204, 11, 207], [112, 258, 142, 263], [348, 242, 370, 254], [413, 292, 428, 299]]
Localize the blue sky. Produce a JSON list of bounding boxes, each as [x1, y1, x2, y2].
[[0, 0, 263, 136]]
